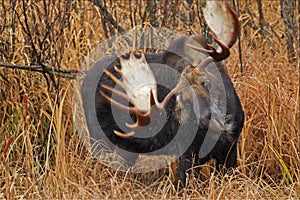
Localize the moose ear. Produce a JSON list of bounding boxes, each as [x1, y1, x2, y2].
[[203, 1, 240, 48]]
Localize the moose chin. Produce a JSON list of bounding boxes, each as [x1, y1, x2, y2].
[[81, 1, 244, 186]]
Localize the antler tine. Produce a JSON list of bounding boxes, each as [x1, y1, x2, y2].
[[206, 33, 230, 62], [114, 65, 123, 75], [186, 43, 211, 54], [100, 84, 137, 114], [110, 107, 152, 140], [100, 90, 137, 114], [186, 33, 230, 62], [103, 69, 126, 90], [113, 110, 151, 139], [101, 84, 131, 102], [113, 130, 136, 139], [159, 87, 178, 109]]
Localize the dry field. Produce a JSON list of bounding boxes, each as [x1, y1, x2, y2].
[[0, 1, 299, 199]]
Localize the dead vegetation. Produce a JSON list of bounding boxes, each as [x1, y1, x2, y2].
[[0, 0, 299, 199]]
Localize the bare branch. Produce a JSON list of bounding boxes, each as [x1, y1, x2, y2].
[[0, 62, 85, 79]]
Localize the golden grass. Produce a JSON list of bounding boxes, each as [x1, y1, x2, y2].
[[0, 0, 299, 199]]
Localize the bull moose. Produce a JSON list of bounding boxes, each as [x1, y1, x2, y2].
[[81, 1, 244, 186]]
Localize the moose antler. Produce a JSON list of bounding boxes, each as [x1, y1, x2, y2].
[[100, 51, 179, 138], [187, 1, 240, 62]]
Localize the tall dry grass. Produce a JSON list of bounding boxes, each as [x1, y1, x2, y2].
[[0, 0, 299, 199]]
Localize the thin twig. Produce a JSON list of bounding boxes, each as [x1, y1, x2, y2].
[[0, 62, 86, 79]]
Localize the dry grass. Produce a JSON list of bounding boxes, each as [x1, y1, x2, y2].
[[0, 1, 299, 199]]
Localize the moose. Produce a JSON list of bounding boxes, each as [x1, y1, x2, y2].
[[81, 1, 244, 186]]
